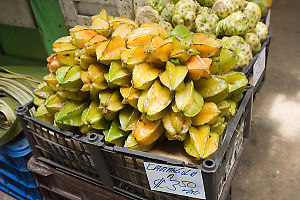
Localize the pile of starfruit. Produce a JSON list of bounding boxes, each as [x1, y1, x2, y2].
[[33, 9, 248, 160]]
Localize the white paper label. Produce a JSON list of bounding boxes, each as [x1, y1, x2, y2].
[[266, 10, 271, 28], [144, 162, 206, 199], [253, 47, 266, 86]]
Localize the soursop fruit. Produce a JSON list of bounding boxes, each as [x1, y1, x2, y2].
[[197, 0, 217, 7], [243, 33, 261, 54], [159, 20, 174, 31], [161, 3, 175, 23], [216, 11, 249, 37], [244, 2, 261, 31], [222, 36, 253, 68], [212, 0, 248, 19], [172, 0, 198, 30], [254, 22, 268, 42], [135, 6, 159, 25], [195, 7, 219, 34], [145, 0, 165, 14]]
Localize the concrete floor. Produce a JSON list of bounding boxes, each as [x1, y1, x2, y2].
[[0, 0, 299, 200], [232, 0, 300, 200]]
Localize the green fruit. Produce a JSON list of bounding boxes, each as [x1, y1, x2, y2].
[[45, 94, 66, 113], [195, 7, 219, 34], [243, 33, 261, 55], [172, 0, 197, 30], [56, 65, 83, 92], [33, 81, 54, 99], [211, 117, 227, 136], [135, 6, 159, 25], [124, 134, 154, 151], [119, 106, 140, 131], [173, 80, 204, 117], [197, 0, 217, 7], [81, 101, 108, 130], [103, 118, 128, 146], [212, 0, 247, 19], [161, 3, 175, 22], [248, 0, 270, 17], [145, 0, 165, 13], [254, 22, 268, 43], [171, 25, 192, 38], [54, 100, 88, 127], [106, 61, 131, 87], [99, 90, 125, 115], [34, 103, 54, 124], [221, 71, 248, 98], [195, 76, 229, 103], [211, 49, 237, 74]]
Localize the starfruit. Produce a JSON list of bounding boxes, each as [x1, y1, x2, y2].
[[84, 35, 108, 57], [110, 16, 138, 29], [210, 49, 237, 75], [45, 94, 66, 113], [52, 36, 77, 53], [159, 61, 187, 91], [140, 23, 169, 39], [56, 50, 77, 66], [79, 53, 98, 70], [91, 9, 108, 21], [103, 118, 128, 146], [173, 81, 204, 117], [56, 90, 89, 101], [47, 54, 63, 73], [81, 63, 108, 97], [90, 17, 111, 37], [211, 117, 227, 136], [71, 29, 98, 48], [119, 106, 140, 131], [33, 96, 45, 107], [96, 36, 126, 64], [170, 37, 199, 64], [162, 108, 192, 141], [171, 25, 192, 39], [132, 62, 162, 90], [192, 102, 220, 126], [126, 27, 160, 49], [221, 71, 248, 99], [33, 81, 54, 99], [69, 25, 89, 35], [147, 36, 173, 65], [124, 133, 153, 151], [43, 73, 58, 90], [34, 103, 54, 124], [106, 61, 131, 87], [184, 125, 219, 159], [99, 90, 124, 120], [56, 65, 83, 92], [137, 80, 172, 121], [54, 100, 88, 127], [192, 33, 222, 58], [132, 116, 164, 146], [186, 55, 212, 80], [81, 101, 108, 130], [112, 23, 134, 39], [195, 76, 229, 103], [217, 100, 236, 120], [120, 87, 141, 108], [121, 46, 147, 68]]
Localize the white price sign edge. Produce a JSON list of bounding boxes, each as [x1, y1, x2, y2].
[[253, 47, 266, 86], [144, 162, 206, 199]]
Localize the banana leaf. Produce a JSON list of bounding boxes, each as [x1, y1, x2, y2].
[[0, 67, 40, 145]]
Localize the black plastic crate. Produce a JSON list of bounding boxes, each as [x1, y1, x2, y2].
[[83, 89, 253, 200], [15, 103, 113, 190]]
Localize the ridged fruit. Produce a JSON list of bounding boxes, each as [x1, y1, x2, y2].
[[81, 101, 108, 130], [120, 87, 141, 108], [56, 65, 83, 92], [103, 118, 128, 146], [99, 90, 124, 120], [45, 94, 66, 113], [106, 61, 131, 87], [126, 27, 160, 48], [192, 102, 220, 125], [192, 33, 222, 57], [124, 134, 154, 151], [187, 55, 212, 80], [119, 106, 140, 131], [210, 49, 237, 74]]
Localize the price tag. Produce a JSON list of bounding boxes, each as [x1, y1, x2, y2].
[[266, 10, 271, 27], [253, 47, 266, 86], [144, 162, 206, 199]]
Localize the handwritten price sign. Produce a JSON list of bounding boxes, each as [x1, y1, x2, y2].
[[144, 162, 206, 199]]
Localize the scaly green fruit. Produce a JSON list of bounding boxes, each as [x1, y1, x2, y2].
[[161, 3, 175, 23], [254, 22, 268, 43], [124, 134, 154, 151], [248, 0, 270, 17], [243, 33, 261, 55], [119, 106, 140, 131], [212, 0, 247, 19], [159, 61, 188, 91], [172, 0, 197, 30], [162, 108, 192, 141], [137, 80, 173, 120], [211, 49, 237, 74], [81, 101, 108, 130], [135, 6, 159, 25], [103, 118, 128, 147], [222, 36, 253, 68], [145, 0, 165, 13], [216, 11, 249, 37], [195, 7, 219, 34], [54, 100, 88, 127], [173, 80, 204, 117], [195, 76, 229, 103], [158, 20, 174, 31], [244, 2, 261, 31], [33, 81, 54, 99], [56, 65, 83, 92], [197, 0, 217, 7]]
